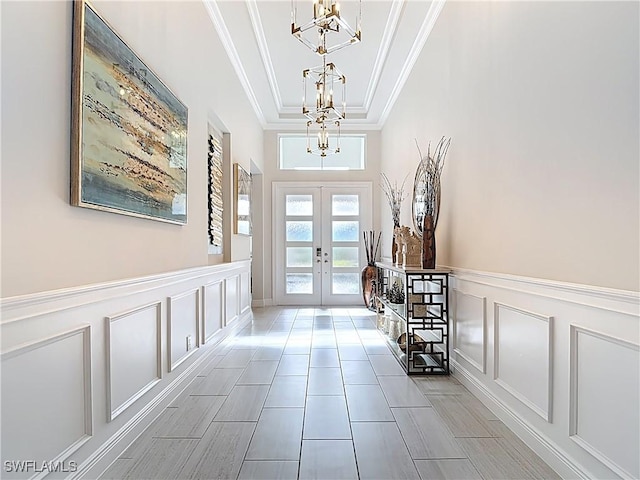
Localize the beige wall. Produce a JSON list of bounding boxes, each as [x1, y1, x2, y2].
[[381, 1, 639, 291], [1, 1, 263, 297]]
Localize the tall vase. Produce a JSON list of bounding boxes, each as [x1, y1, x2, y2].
[[391, 222, 400, 264], [422, 214, 436, 269], [361, 264, 377, 309]]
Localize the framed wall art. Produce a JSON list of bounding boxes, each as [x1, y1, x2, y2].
[[71, 0, 188, 224], [233, 163, 251, 236], [207, 123, 224, 253]]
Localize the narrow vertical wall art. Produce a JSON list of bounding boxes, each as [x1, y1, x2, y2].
[[207, 124, 224, 253]]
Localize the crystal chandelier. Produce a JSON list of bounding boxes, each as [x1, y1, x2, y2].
[[302, 60, 346, 124], [291, 0, 362, 55]]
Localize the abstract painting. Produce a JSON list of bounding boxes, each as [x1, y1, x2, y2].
[[234, 163, 251, 236], [71, 0, 188, 224]]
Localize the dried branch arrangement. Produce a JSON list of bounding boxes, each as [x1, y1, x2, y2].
[[413, 136, 451, 234], [363, 230, 381, 266], [380, 173, 409, 227]]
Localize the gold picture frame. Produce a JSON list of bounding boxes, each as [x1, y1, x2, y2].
[[233, 163, 251, 236]]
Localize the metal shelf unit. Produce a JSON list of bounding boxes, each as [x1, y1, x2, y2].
[[375, 262, 450, 375]]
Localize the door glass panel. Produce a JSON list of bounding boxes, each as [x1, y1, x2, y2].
[[332, 221, 359, 242], [286, 221, 312, 241], [286, 195, 313, 216], [332, 273, 360, 294], [332, 195, 359, 216], [287, 247, 312, 267], [332, 247, 359, 267], [286, 273, 313, 294]]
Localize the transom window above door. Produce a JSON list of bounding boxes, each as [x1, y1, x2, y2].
[[278, 135, 366, 170]]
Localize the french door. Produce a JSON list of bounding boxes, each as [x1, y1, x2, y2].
[[274, 182, 372, 305]]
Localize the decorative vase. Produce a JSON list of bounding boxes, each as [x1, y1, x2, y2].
[[361, 264, 377, 309], [422, 214, 436, 269], [391, 222, 400, 263]]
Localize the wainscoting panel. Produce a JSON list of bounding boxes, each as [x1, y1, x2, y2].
[[494, 303, 552, 422], [168, 289, 200, 372], [452, 289, 486, 373], [240, 271, 251, 314], [1, 261, 252, 480], [106, 303, 162, 421], [225, 275, 240, 326], [203, 280, 224, 343], [448, 267, 639, 480], [1, 326, 92, 467], [570, 326, 639, 479]]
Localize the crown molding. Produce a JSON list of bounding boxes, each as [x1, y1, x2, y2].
[[247, 0, 284, 111], [377, 0, 447, 128], [363, 0, 404, 111], [203, 0, 266, 127]]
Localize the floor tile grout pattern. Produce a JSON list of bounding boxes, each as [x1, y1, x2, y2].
[[101, 307, 560, 480]]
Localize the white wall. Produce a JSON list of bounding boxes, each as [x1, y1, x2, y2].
[[1, 1, 263, 297], [381, 0, 639, 292]]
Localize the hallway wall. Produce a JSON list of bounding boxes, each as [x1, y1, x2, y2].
[[380, 0, 639, 292], [1, 1, 263, 298]]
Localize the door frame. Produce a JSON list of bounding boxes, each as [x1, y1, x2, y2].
[[272, 181, 373, 306]]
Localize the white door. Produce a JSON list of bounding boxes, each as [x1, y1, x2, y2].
[[274, 182, 372, 305]]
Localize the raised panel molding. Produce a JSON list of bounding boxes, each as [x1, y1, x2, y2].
[[225, 275, 240, 326], [1, 326, 92, 466], [452, 288, 486, 374], [106, 303, 162, 421], [240, 271, 251, 314], [167, 289, 200, 372], [569, 326, 640, 479], [203, 280, 224, 343], [494, 303, 553, 422]]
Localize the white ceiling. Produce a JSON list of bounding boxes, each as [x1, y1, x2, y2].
[[204, 0, 445, 131]]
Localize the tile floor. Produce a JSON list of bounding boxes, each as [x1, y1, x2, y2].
[[101, 307, 561, 480]]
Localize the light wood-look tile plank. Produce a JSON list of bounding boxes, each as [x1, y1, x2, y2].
[[307, 367, 344, 395], [458, 437, 557, 480], [412, 376, 469, 395], [196, 354, 225, 377], [276, 354, 310, 375], [213, 385, 269, 421], [299, 440, 358, 480], [391, 407, 466, 459], [189, 367, 244, 396], [265, 375, 308, 407], [99, 459, 132, 479], [253, 346, 285, 361], [217, 349, 256, 368], [352, 422, 421, 479], [237, 461, 299, 480], [414, 459, 483, 480], [237, 360, 279, 384], [179, 422, 255, 480], [337, 344, 368, 361], [369, 354, 406, 376], [118, 438, 199, 479], [495, 437, 561, 479], [427, 394, 496, 438], [341, 360, 378, 385], [310, 348, 340, 367], [345, 384, 394, 421], [246, 408, 304, 460], [378, 376, 431, 407], [303, 396, 351, 439], [154, 396, 226, 438]]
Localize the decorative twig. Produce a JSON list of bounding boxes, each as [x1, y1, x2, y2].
[[380, 173, 409, 227]]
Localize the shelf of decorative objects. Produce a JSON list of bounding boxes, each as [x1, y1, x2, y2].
[[375, 262, 450, 375]]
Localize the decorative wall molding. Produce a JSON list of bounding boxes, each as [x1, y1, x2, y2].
[[167, 289, 201, 372], [569, 325, 640, 479], [452, 288, 486, 374], [493, 302, 553, 422], [0, 261, 252, 324], [1, 326, 93, 471], [106, 302, 162, 422], [202, 280, 224, 344], [225, 274, 240, 325]]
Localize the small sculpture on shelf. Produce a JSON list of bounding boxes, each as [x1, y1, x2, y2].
[[394, 226, 422, 267], [388, 280, 405, 304]]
